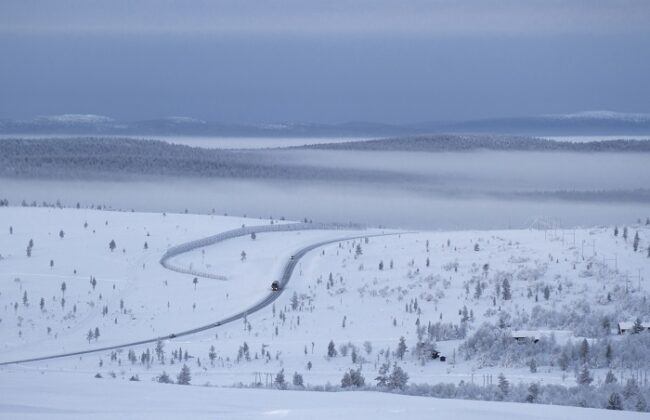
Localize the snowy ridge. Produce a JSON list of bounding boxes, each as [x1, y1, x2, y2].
[[35, 114, 115, 124], [2, 110, 650, 136], [546, 111, 650, 122]]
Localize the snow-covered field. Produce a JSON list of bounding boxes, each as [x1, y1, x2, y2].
[[0, 370, 644, 420], [1, 206, 649, 416]]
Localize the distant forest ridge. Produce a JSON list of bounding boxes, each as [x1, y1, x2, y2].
[[300, 135, 650, 152], [0, 137, 419, 183]]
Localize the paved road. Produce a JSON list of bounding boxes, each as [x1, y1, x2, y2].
[[0, 229, 396, 366]]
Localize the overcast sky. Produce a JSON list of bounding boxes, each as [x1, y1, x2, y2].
[[1, 0, 649, 123]]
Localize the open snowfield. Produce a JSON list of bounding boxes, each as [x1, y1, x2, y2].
[[1, 206, 649, 416], [0, 370, 645, 420]]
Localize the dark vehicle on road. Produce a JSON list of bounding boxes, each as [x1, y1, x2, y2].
[[271, 281, 280, 291]]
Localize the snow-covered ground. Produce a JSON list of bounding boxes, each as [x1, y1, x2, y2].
[[0, 370, 644, 420], [1, 206, 649, 415]]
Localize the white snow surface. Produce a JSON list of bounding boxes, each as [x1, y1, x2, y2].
[[0, 370, 644, 420], [1, 207, 649, 417]]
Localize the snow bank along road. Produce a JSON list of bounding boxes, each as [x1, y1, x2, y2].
[[0, 223, 397, 366]]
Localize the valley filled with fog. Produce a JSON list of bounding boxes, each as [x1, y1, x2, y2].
[[1, 136, 648, 229]]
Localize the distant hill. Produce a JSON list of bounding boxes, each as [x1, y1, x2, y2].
[[1, 111, 650, 137], [301, 134, 650, 152], [426, 111, 650, 136], [0, 137, 419, 183]]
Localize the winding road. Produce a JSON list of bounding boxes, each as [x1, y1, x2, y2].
[[0, 226, 395, 366]]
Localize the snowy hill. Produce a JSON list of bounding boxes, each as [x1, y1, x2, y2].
[[2, 111, 650, 137], [1, 206, 649, 414]]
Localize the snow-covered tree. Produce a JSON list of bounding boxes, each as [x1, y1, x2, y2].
[[605, 370, 618, 384], [292, 372, 304, 387], [327, 340, 337, 358], [208, 345, 217, 366], [274, 369, 286, 390], [387, 364, 409, 390], [577, 364, 593, 386], [176, 364, 191, 385], [396, 336, 407, 360], [291, 292, 299, 310], [498, 373, 509, 395], [633, 317, 644, 334], [341, 368, 365, 388], [607, 392, 623, 410], [502, 278, 511, 300], [155, 339, 165, 363]]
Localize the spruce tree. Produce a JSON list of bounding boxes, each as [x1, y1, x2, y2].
[[396, 336, 407, 360], [633, 317, 644, 334], [502, 278, 511, 300], [577, 364, 593, 386], [607, 392, 623, 410], [327, 340, 337, 358], [526, 383, 539, 403], [274, 369, 286, 389], [292, 372, 304, 387], [387, 364, 409, 390], [177, 364, 191, 385], [498, 373, 509, 395], [208, 345, 216, 366]]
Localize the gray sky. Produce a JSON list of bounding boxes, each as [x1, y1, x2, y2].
[[1, 0, 649, 123]]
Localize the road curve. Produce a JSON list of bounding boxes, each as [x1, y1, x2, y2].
[[0, 228, 398, 366]]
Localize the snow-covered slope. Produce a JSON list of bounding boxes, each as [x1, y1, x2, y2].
[[1, 207, 649, 414], [0, 370, 643, 420]]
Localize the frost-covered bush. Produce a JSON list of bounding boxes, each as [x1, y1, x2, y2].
[[459, 323, 559, 368]]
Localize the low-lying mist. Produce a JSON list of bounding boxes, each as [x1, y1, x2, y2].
[[0, 175, 647, 230], [1, 137, 648, 229], [271, 150, 650, 192]]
